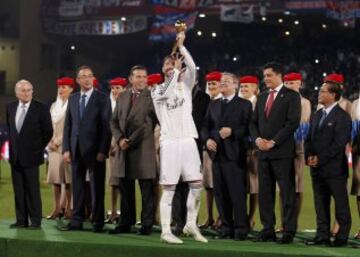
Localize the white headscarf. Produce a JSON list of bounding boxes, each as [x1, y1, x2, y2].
[[110, 93, 117, 112], [51, 96, 68, 124]]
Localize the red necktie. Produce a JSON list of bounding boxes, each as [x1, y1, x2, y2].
[[265, 90, 276, 118], [131, 91, 140, 106]]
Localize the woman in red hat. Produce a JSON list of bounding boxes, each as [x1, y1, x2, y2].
[[46, 77, 74, 219], [239, 75, 260, 230], [106, 77, 127, 223]]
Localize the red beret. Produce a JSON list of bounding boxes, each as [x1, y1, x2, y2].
[[110, 77, 127, 87], [205, 71, 222, 82], [324, 73, 344, 84], [147, 73, 164, 86], [284, 72, 302, 82], [93, 78, 99, 88], [239, 75, 259, 84], [57, 77, 75, 88]]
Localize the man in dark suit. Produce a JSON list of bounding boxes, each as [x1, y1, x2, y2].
[[249, 62, 301, 244], [305, 81, 352, 247], [62, 66, 111, 232], [201, 72, 252, 240], [6, 80, 53, 229], [110, 65, 158, 235], [172, 82, 210, 235]]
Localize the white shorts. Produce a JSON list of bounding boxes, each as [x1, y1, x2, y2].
[[159, 138, 202, 185]]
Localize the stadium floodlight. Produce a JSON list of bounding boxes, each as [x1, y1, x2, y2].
[[322, 72, 327, 77], [197, 31, 202, 36], [278, 18, 283, 23], [212, 32, 217, 38], [285, 31, 290, 36], [233, 57, 238, 62], [315, 59, 319, 64], [261, 16, 267, 21], [199, 13, 206, 18], [284, 11, 291, 16], [196, 66, 200, 70], [294, 20, 299, 25], [322, 24, 327, 29], [70, 45, 76, 51], [314, 86, 319, 91], [121, 17, 126, 21]]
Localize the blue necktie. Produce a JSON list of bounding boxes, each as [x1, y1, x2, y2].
[[318, 110, 327, 128], [79, 94, 86, 119]]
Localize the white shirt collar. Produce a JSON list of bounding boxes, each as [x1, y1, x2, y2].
[[18, 100, 31, 109], [272, 84, 283, 92], [323, 102, 338, 115], [223, 93, 235, 102], [80, 87, 94, 98]]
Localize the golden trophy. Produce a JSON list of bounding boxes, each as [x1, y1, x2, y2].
[[171, 20, 187, 55]]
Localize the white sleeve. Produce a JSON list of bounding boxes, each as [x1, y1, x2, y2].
[[179, 46, 196, 91], [151, 69, 180, 101]]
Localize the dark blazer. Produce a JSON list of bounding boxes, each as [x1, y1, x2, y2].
[[305, 105, 352, 178], [63, 89, 112, 162], [110, 88, 158, 179], [6, 100, 53, 168], [249, 85, 301, 159], [192, 86, 210, 134], [201, 95, 252, 164]]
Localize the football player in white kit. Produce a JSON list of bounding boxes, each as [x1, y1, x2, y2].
[[151, 32, 208, 244]]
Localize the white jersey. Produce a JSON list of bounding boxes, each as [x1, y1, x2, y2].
[[151, 46, 198, 141]]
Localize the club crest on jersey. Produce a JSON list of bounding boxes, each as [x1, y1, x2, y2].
[[166, 96, 185, 110]]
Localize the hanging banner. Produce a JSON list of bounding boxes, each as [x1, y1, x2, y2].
[[149, 12, 198, 42], [42, 16, 147, 35], [220, 4, 254, 23]]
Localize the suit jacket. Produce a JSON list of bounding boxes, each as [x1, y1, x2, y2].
[[201, 95, 252, 166], [110, 88, 158, 179], [6, 100, 53, 168], [63, 89, 112, 163], [305, 105, 351, 178], [192, 86, 210, 155], [249, 86, 301, 159]]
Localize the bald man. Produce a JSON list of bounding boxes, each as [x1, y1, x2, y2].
[[6, 80, 53, 229]]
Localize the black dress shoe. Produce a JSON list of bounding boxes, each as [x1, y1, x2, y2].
[[330, 239, 347, 247], [253, 232, 277, 242], [277, 234, 293, 244], [58, 223, 83, 231], [29, 224, 41, 230], [109, 225, 131, 234], [9, 223, 28, 229], [93, 226, 106, 233], [305, 237, 330, 246], [137, 226, 152, 235], [234, 234, 248, 241]]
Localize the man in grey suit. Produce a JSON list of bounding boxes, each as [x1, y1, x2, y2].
[[62, 66, 112, 232], [110, 65, 158, 235]]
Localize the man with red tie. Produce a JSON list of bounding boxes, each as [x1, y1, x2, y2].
[[250, 62, 301, 244]]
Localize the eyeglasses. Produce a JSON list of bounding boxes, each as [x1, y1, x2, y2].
[[78, 75, 94, 79]]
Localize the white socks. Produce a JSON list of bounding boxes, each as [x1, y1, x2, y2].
[[160, 189, 175, 234], [185, 186, 202, 228]]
